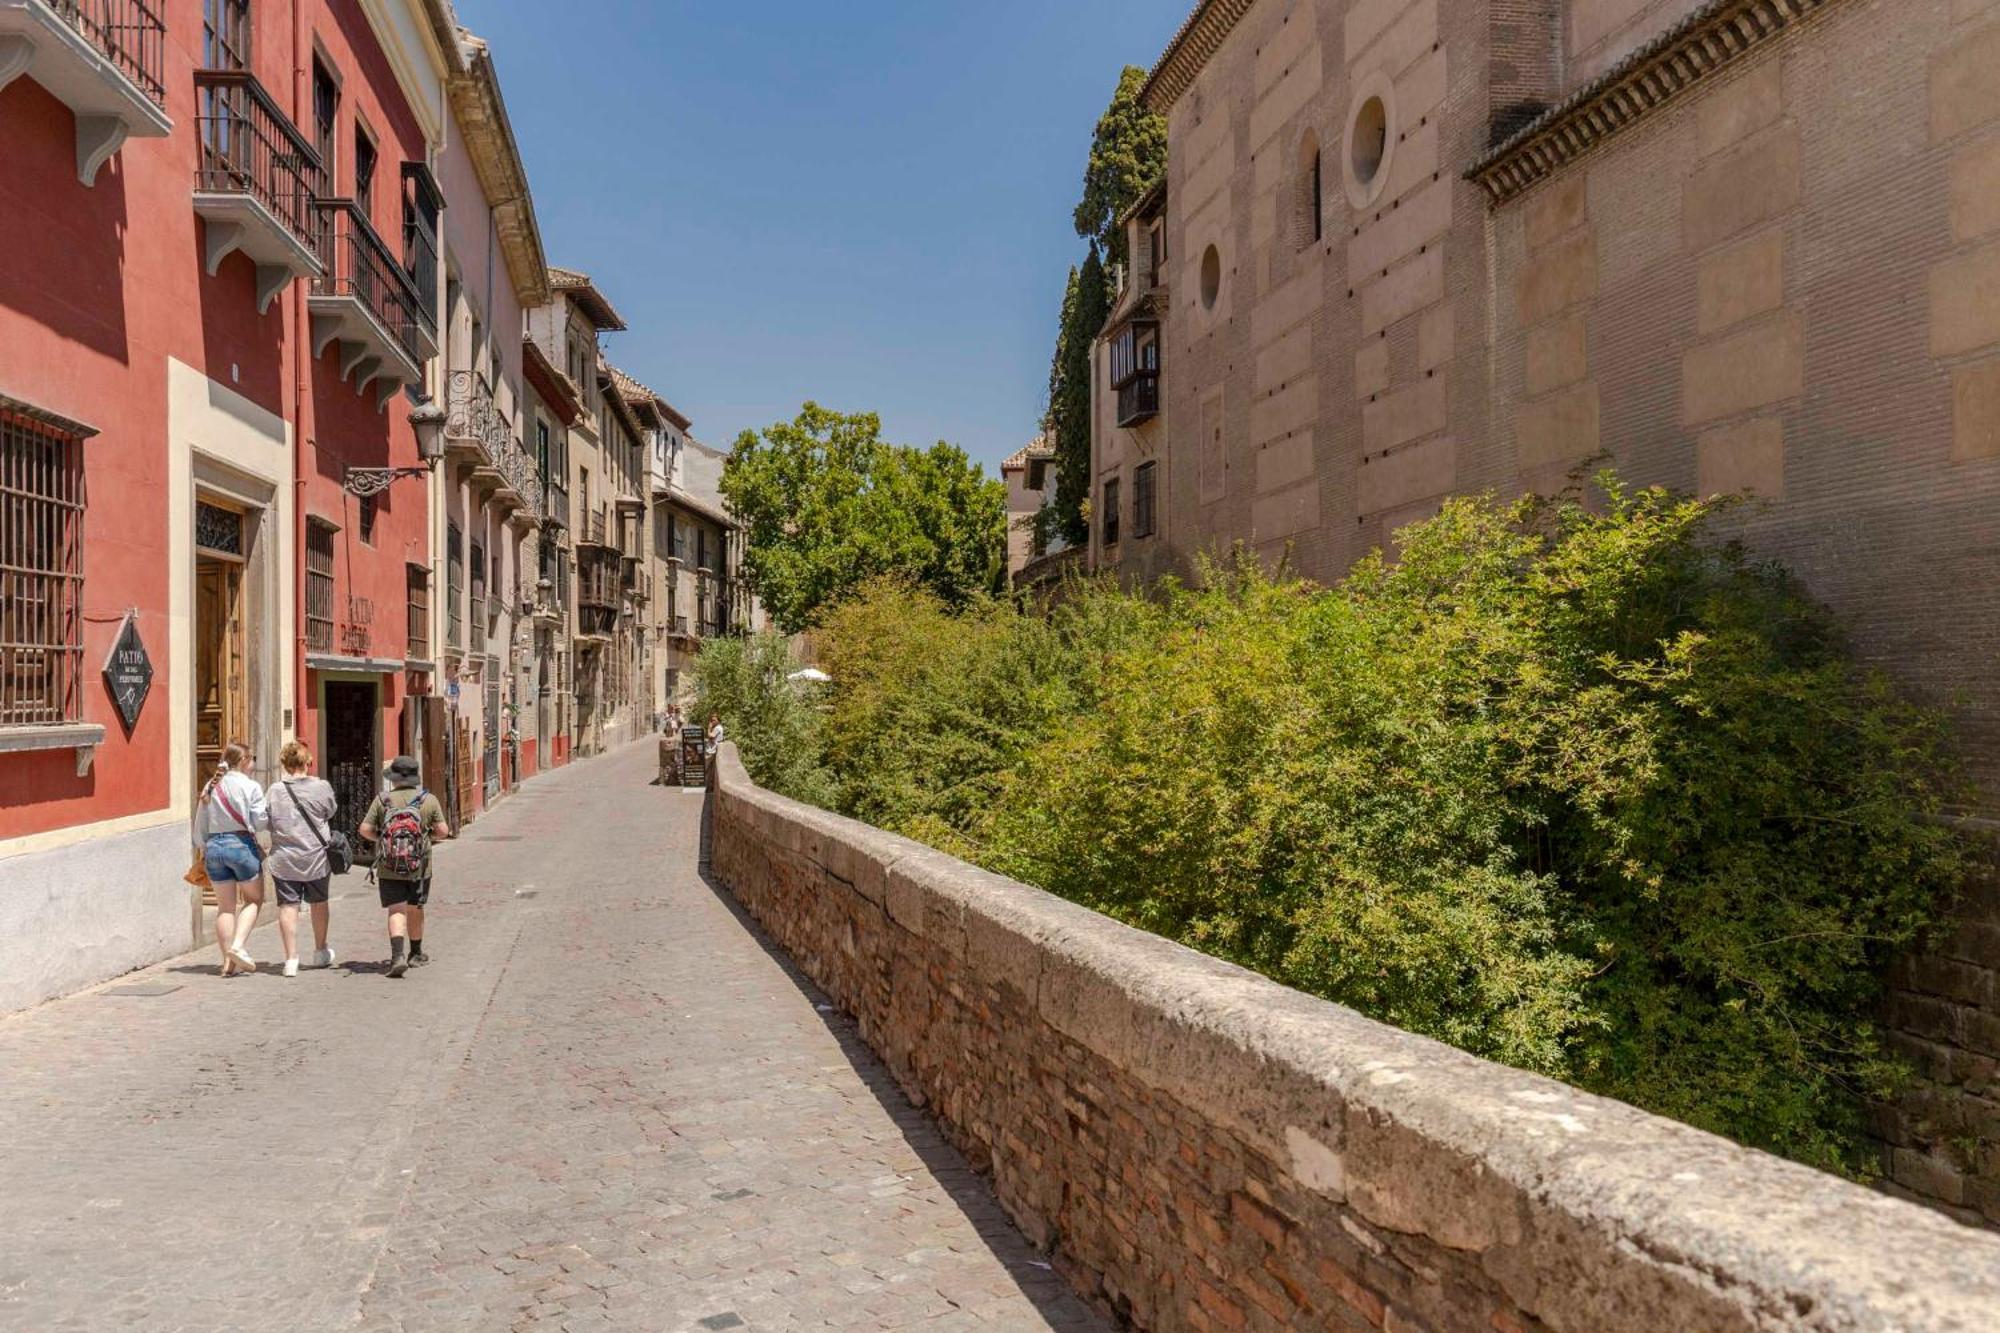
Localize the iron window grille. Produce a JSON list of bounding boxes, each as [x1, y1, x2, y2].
[[1133, 461, 1158, 540], [406, 564, 430, 661], [305, 518, 337, 653], [1, 408, 87, 727], [1102, 477, 1121, 548], [446, 521, 463, 651]]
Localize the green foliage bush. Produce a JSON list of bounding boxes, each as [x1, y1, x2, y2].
[[701, 477, 1968, 1176], [691, 632, 835, 811]]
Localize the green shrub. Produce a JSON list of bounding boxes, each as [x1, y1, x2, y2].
[[693, 632, 836, 809], [723, 477, 1968, 1176]]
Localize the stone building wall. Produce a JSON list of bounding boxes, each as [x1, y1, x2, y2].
[[1881, 853, 2000, 1226], [710, 745, 2000, 1332], [1122, 0, 2000, 796]]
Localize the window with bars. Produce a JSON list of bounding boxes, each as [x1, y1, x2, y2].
[[468, 539, 486, 644], [406, 564, 430, 661], [1, 410, 86, 727], [445, 521, 463, 651], [1102, 477, 1121, 548], [1133, 461, 1158, 540], [305, 518, 336, 653]]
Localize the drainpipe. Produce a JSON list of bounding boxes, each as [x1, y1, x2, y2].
[[291, 0, 310, 755]]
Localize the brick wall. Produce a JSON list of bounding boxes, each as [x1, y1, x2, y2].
[[1880, 847, 2000, 1225], [711, 746, 2000, 1332]]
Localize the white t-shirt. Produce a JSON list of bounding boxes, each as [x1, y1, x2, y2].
[[191, 769, 269, 848]]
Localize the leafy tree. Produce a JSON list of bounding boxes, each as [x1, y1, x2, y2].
[[1045, 247, 1109, 546], [710, 476, 1969, 1177], [1075, 65, 1168, 269], [720, 403, 1007, 633]]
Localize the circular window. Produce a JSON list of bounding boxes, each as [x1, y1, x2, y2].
[[1351, 98, 1387, 184], [1343, 74, 1398, 209], [1200, 245, 1222, 310]]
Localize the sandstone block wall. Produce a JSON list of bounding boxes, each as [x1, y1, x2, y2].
[[711, 745, 2000, 1332]]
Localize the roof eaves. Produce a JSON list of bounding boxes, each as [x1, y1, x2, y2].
[[1140, 0, 1258, 114]]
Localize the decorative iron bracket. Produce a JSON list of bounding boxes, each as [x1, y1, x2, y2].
[[342, 465, 433, 498]]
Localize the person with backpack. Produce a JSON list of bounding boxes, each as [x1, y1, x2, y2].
[[191, 741, 269, 976], [357, 756, 451, 978], [265, 740, 345, 977]]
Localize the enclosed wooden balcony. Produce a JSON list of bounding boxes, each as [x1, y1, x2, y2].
[[193, 68, 322, 313], [308, 199, 433, 407], [0, 0, 171, 186], [1110, 319, 1161, 429]]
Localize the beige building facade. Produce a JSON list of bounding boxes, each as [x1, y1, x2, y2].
[[1102, 0, 2000, 1223], [1098, 0, 2000, 796]]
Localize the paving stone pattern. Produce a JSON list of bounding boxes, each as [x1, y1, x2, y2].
[[0, 743, 1105, 1332]]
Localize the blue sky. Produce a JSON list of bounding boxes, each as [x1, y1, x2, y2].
[[455, 0, 1186, 473]]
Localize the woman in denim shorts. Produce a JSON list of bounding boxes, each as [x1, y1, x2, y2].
[[192, 741, 270, 975]]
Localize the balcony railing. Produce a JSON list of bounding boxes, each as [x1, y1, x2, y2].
[[444, 369, 500, 464], [48, 0, 166, 108], [578, 505, 611, 549], [194, 69, 322, 247], [311, 199, 429, 371], [541, 477, 569, 530]]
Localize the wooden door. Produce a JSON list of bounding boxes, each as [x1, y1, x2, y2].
[[454, 717, 475, 827], [193, 560, 246, 799]]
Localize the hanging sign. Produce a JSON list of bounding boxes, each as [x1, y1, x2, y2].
[[102, 613, 154, 733]]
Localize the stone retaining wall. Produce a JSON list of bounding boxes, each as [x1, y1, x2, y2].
[[710, 746, 2000, 1331], [1880, 849, 2000, 1225]]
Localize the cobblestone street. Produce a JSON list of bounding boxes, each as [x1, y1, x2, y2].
[[0, 744, 1104, 1332]]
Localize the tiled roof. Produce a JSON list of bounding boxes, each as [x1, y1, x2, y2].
[[1001, 435, 1055, 472], [605, 365, 694, 432], [547, 266, 627, 331]]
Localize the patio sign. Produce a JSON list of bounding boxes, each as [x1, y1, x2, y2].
[[102, 612, 153, 733]]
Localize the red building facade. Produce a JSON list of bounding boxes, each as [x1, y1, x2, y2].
[[0, 0, 454, 1011]]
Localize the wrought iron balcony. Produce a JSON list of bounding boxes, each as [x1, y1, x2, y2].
[[541, 477, 569, 531], [443, 370, 499, 467], [496, 442, 543, 525], [193, 68, 323, 313], [308, 199, 432, 406], [0, 0, 172, 186]]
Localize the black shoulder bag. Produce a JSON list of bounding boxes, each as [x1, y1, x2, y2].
[[285, 780, 354, 876]]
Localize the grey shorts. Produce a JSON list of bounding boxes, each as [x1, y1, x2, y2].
[[274, 876, 330, 906]]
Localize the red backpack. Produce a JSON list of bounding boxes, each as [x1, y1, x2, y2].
[[377, 789, 431, 879]]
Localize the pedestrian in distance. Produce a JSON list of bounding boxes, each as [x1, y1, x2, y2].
[[192, 740, 269, 976], [357, 756, 451, 978], [705, 711, 725, 758], [266, 741, 341, 978]]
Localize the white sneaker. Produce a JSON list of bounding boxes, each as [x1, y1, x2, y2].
[[228, 946, 257, 974], [312, 947, 337, 969], [282, 958, 300, 978]]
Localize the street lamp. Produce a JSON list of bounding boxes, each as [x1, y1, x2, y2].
[[342, 398, 448, 497]]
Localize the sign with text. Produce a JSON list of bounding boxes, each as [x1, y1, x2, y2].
[[102, 613, 153, 732]]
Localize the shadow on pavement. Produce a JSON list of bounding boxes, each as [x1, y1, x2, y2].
[[691, 797, 1103, 1330]]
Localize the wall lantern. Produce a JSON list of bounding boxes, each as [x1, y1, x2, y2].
[[343, 399, 448, 497]]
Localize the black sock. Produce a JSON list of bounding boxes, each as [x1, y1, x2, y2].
[[410, 938, 423, 958], [390, 937, 407, 961]]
